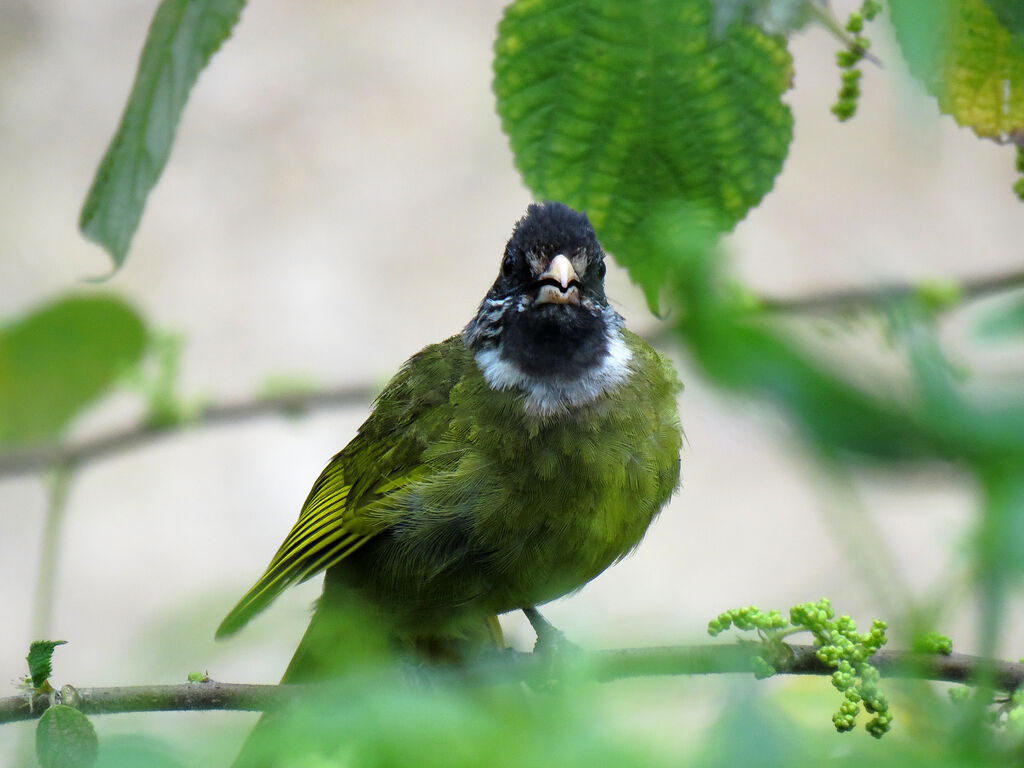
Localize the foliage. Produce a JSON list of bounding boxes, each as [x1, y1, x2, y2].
[[889, 0, 1024, 171], [36, 705, 98, 768], [26, 641, 67, 691], [709, 599, 894, 737], [79, 0, 246, 268], [0, 296, 146, 446], [494, 0, 793, 313]]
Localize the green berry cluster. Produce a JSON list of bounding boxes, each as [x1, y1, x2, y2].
[[708, 605, 788, 636], [708, 606, 789, 679], [790, 599, 891, 737], [831, 1, 883, 121], [710, 598, 893, 737]]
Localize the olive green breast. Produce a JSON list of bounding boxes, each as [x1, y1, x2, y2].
[[334, 331, 682, 635]]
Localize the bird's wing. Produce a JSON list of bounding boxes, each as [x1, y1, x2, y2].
[[216, 337, 470, 638]]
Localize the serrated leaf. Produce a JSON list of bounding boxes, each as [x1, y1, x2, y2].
[[79, 0, 246, 268], [493, 0, 793, 300], [36, 705, 99, 768], [890, 0, 1024, 140], [27, 640, 68, 688], [0, 296, 147, 445]]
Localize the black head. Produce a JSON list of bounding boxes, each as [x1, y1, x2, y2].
[[464, 202, 620, 382]]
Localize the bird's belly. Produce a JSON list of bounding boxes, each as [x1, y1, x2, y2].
[[343, 417, 676, 635]]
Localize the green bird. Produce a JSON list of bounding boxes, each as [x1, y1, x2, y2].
[[217, 202, 682, 678]]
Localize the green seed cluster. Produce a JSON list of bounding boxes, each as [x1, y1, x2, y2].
[[708, 606, 787, 636], [710, 598, 893, 737], [790, 599, 891, 737], [911, 630, 953, 655], [831, 1, 883, 121]]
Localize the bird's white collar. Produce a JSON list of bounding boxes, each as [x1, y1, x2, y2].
[[473, 329, 633, 418]]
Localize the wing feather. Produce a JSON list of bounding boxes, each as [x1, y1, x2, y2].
[[216, 336, 470, 638]]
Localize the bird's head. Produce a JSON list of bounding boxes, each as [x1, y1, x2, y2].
[[464, 202, 631, 415]]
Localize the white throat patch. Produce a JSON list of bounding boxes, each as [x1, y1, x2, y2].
[[474, 330, 633, 418]]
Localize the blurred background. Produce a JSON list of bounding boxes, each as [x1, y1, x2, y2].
[[2, 0, 1023, 763]]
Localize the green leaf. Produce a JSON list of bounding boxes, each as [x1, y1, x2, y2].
[[976, 294, 1024, 338], [36, 705, 99, 768], [890, 0, 1024, 140], [27, 640, 67, 688], [494, 0, 793, 296], [984, 0, 1024, 46], [96, 735, 184, 768], [79, 0, 246, 268], [0, 295, 147, 445]]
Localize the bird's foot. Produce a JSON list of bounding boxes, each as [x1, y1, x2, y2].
[[523, 606, 580, 658]]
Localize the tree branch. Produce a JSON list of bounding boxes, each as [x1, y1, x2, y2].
[[759, 268, 1024, 315], [0, 385, 376, 480], [3, 644, 1021, 725]]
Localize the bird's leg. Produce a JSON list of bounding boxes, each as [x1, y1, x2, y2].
[[523, 606, 579, 656]]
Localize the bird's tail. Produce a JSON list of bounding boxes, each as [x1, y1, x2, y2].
[[229, 587, 504, 767]]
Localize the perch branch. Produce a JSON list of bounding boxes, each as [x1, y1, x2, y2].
[[3, 644, 1022, 724]]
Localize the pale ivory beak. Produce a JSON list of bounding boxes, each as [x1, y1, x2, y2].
[[535, 254, 580, 305]]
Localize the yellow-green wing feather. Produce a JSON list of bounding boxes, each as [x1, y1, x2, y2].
[[216, 462, 375, 637], [216, 337, 471, 638]]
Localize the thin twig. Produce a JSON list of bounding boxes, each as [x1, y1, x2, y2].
[[2, 644, 1021, 725], [759, 268, 1024, 315], [0, 385, 376, 480], [807, 0, 883, 67], [31, 467, 72, 638]]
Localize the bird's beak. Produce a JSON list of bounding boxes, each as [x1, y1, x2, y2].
[[535, 254, 580, 305]]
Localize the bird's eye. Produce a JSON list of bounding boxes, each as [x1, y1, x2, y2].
[[501, 255, 516, 278], [595, 260, 607, 279]]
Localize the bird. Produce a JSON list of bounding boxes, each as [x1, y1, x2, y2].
[[216, 201, 683, 680]]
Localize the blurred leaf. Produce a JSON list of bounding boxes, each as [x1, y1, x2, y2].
[[237, 673, 663, 768], [494, 0, 793, 298], [641, 202, 939, 460], [0, 295, 146, 446], [890, 0, 1024, 140], [79, 0, 246, 268], [984, 0, 1024, 45], [36, 705, 99, 768], [976, 294, 1024, 338], [978, 462, 1024, 577], [95, 735, 184, 768], [27, 640, 67, 688]]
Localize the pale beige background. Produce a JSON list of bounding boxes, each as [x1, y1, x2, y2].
[[2, 0, 1023, 763]]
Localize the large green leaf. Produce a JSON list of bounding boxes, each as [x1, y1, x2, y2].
[[890, 0, 1024, 140], [493, 0, 793, 300], [36, 705, 99, 768], [79, 0, 246, 268], [0, 296, 146, 445]]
